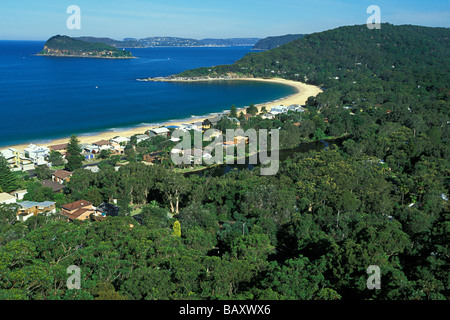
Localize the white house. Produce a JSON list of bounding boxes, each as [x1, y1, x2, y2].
[[261, 113, 275, 120], [24, 144, 50, 164], [270, 105, 288, 115], [0, 192, 17, 205], [110, 136, 130, 145], [181, 123, 202, 132], [149, 127, 170, 137], [136, 134, 150, 143], [14, 190, 28, 201]]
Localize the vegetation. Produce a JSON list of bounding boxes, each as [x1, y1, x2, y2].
[[65, 135, 84, 172], [252, 33, 306, 50], [39, 35, 134, 58], [0, 156, 19, 193], [1, 23, 448, 300]]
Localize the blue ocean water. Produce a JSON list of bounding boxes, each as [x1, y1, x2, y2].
[[0, 41, 296, 147]]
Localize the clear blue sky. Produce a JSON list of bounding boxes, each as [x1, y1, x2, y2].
[[1, 0, 449, 40]]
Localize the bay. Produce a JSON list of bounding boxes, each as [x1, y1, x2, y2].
[[0, 41, 296, 147]]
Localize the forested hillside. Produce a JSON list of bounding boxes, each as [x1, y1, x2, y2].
[[252, 33, 306, 50], [1, 23, 448, 300]]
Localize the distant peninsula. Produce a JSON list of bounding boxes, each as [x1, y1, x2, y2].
[[73, 36, 261, 48], [37, 35, 135, 59]]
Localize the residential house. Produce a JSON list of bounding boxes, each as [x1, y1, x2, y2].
[[24, 144, 50, 165], [270, 105, 288, 115], [136, 134, 150, 144], [149, 127, 170, 137], [52, 169, 73, 184], [16, 201, 56, 222], [143, 152, 162, 163], [97, 202, 120, 217], [110, 136, 130, 145], [202, 119, 212, 131], [243, 113, 253, 120], [93, 140, 111, 149], [82, 144, 100, 154], [40, 180, 65, 193], [110, 143, 125, 154], [13, 190, 28, 201], [0, 192, 16, 205], [49, 143, 68, 155], [207, 116, 220, 127], [61, 200, 98, 221], [0, 148, 34, 172], [82, 152, 95, 160], [261, 113, 275, 120], [181, 123, 201, 132]]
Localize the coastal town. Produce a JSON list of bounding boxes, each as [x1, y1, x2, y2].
[[0, 103, 308, 223]]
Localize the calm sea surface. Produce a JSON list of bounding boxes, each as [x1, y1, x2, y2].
[[0, 41, 296, 147]]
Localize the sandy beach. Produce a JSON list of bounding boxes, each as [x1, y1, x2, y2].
[[4, 77, 322, 152]]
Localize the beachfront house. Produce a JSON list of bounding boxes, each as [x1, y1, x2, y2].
[[24, 144, 50, 165], [110, 136, 130, 145], [149, 127, 170, 137], [49, 143, 68, 155], [181, 123, 202, 132], [206, 116, 221, 127], [0, 148, 34, 171], [92, 140, 111, 150], [270, 105, 288, 115], [136, 134, 150, 144], [202, 119, 212, 131]]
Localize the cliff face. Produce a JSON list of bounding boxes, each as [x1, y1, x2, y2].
[[38, 35, 134, 59]]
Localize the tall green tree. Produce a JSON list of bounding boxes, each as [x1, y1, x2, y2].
[[229, 105, 237, 118], [65, 135, 84, 171], [0, 155, 19, 193]]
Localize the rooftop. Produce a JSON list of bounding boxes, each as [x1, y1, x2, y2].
[[62, 200, 93, 211], [19, 201, 55, 209], [40, 179, 65, 192], [0, 192, 16, 202], [52, 169, 72, 180], [93, 140, 110, 146], [49, 143, 68, 151]]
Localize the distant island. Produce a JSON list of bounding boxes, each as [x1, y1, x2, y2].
[[73, 36, 261, 48], [37, 35, 135, 59]]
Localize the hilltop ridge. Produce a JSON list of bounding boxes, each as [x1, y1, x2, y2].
[[38, 35, 134, 59]]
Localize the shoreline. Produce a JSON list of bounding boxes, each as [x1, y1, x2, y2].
[[2, 77, 322, 152], [35, 53, 136, 59]]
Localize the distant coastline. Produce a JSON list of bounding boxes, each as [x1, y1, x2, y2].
[[3, 78, 322, 152], [35, 53, 136, 59]]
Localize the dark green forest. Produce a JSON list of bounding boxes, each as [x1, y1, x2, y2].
[[0, 23, 448, 300], [252, 33, 306, 50], [39, 35, 134, 58]]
